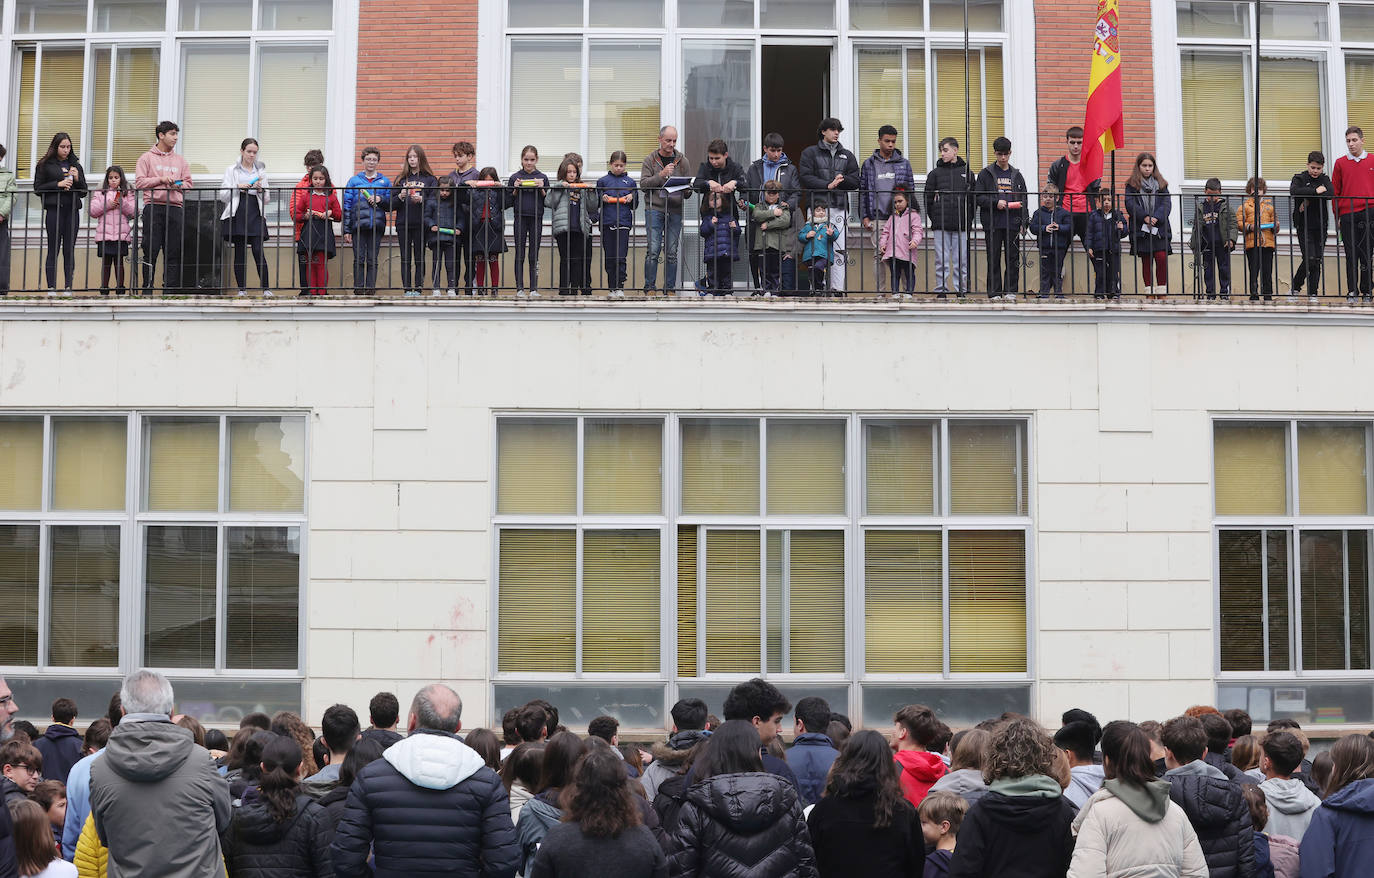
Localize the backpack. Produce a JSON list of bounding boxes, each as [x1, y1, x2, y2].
[[653, 771, 691, 834]]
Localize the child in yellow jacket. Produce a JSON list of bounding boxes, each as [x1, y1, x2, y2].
[[1237, 176, 1278, 301]]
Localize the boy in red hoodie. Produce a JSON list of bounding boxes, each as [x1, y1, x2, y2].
[[893, 703, 948, 808]]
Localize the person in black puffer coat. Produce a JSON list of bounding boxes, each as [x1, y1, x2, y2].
[[222, 733, 333, 878], [1160, 715, 1256, 878], [667, 720, 818, 878], [317, 737, 385, 843]]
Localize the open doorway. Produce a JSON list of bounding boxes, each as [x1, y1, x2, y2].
[[761, 45, 830, 163]]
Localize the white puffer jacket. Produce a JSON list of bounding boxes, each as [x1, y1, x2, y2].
[[1068, 781, 1209, 878]]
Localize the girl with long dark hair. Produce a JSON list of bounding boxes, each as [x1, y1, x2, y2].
[[32, 132, 88, 295], [1124, 151, 1173, 297], [221, 734, 333, 877], [807, 729, 924, 877], [516, 731, 588, 874], [391, 145, 437, 296]]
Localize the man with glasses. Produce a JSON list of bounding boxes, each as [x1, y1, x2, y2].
[[744, 133, 802, 293], [1047, 126, 1101, 292]]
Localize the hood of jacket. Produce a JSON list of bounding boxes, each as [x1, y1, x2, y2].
[[931, 767, 987, 797], [687, 771, 797, 835], [989, 773, 1063, 798], [978, 786, 1069, 829], [1068, 763, 1105, 799], [44, 723, 81, 742], [508, 782, 534, 811], [1321, 776, 1374, 814], [104, 718, 195, 783], [867, 147, 907, 167], [894, 749, 946, 784], [1261, 776, 1323, 815], [382, 729, 485, 791], [651, 733, 709, 769], [230, 790, 304, 845], [935, 156, 968, 170], [1167, 759, 1228, 780], [522, 791, 563, 832], [1105, 777, 1171, 823]]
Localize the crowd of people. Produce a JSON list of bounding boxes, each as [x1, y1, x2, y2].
[[1, 671, 1373, 877], [5, 117, 1374, 302]]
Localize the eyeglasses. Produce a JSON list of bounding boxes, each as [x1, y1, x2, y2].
[[9, 763, 40, 779], [0, 695, 13, 708]]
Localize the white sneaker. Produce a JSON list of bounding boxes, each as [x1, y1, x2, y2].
[[431, 288, 442, 297], [404, 289, 420, 298], [262, 289, 274, 298], [447, 288, 457, 297], [516, 289, 527, 299], [1004, 293, 1017, 302], [610, 289, 625, 298], [528, 289, 541, 298], [46, 289, 57, 297], [236, 290, 248, 297], [990, 295, 1003, 301]]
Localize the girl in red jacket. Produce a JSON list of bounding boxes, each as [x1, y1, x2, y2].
[[290, 149, 324, 295], [292, 165, 342, 296]]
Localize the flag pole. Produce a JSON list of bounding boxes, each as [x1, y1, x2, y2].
[[1253, 0, 1262, 273], [964, 0, 972, 294]]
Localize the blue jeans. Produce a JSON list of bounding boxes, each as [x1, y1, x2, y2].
[[643, 208, 682, 291]]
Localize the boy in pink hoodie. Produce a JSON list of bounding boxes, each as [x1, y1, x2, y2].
[[894, 703, 948, 808]]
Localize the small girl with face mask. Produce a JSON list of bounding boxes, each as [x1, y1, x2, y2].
[[799, 204, 840, 294]]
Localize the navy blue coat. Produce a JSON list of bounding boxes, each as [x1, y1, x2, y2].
[[34, 723, 83, 785], [1086, 209, 1130, 255], [1124, 182, 1174, 254], [785, 734, 839, 807], [1299, 777, 1374, 878], [700, 212, 740, 261], [1029, 206, 1074, 256]]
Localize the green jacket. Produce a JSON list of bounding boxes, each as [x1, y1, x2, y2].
[[750, 202, 793, 252], [1190, 195, 1236, 252], [0, 166, 15, 219]]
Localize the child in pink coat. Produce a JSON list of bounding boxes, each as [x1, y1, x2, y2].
[[878, 188, 924, 296], [88, 165, 135, 295]]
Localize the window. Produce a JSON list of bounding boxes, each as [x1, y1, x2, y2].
[[90, 47, 162, 174], [0, 413, 305, 686]]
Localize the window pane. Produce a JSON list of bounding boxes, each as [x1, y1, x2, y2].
[[17, 48, 86, 181], [0, 526, 40, 666], [179, 0, 252, 29], [584, 419, 662, 515], [786, 530, 845, 673], [1349, 58, 1374, 144], [495, 683, 666, 730], [1298, 423, 1368, 515], [949, 422, 1022, 515], [226, 527, 299, 669], [94, 0, 166, 30], [92, 47, 160, 178], [228, 417, 305, 513], [1260, 2, 1327, 39], [50, 526, 121, 668], [591, 0, 663, 27], [866, 421, 936, 515], [682, 42, 755, 172], [865, 530, 943, 673], [850, 0, 923, 29], [498, 529, 575, 672], [929, 0, 1002, 30], [588, 43, 661, 177], [1182, 52, 1248, 180], [1177, 0, 1250, 37], [1343, 5, 1374, 40], [182, 45, 250, 175], [0, 418, 44, 510], [144, 418, 219, 512], [856, 48, 906, 164], [259, 0, 332, 28], [259, 46, 328, 172], [1261, 58, 1323, 180], [949, 530, 1026, 673], [1220, 680, 1374, 725], [761, 0, 832, 28], [1301, 530, 1371, 671], [145, 526, 217, 669], [509, 41, 582, 182], [705, 530, 761, 673], [53, 418, 127, 511], [862, 683, 1030, 728], [498, 419, 576, 515], [583, 530, 660, 672], [678, 526, 699, 677], [681, 419, 760, 514], [14, 0, 87, 32], [1214, 422, 1288, 515], [680, 0, 754, 27], [15, 50, 36, 178], [509, 0, 582, 26], [767, 420, 845, 515], [935, 49, 988, 170], [1219, 529, 1291, 672]]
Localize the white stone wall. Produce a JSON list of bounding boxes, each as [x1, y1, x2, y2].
[[4, 304, 1371, 728]]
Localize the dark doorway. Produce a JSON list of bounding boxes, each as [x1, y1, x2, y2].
[[761, 45, 830, 163]]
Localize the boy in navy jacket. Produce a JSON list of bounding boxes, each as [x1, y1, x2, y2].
[[1029, 185, 1073, 297], [1086, 192, 1129, 299]]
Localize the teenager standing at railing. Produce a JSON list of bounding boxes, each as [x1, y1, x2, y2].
[[1290, 151, 1331, 301], [0, 144, 17, 296], [508, 146, 548, 298], [1332, 126, 1374, 302], [975, 137, 1028, 301], [33, 131, 88, 296], [218, 138, 271, 298], [134, 121, 191, 295], [798, 119, 860, 294], [290, 149, 324, 297], [391, 145, 438, 298], [1124, 152, 1173, 299], [343, 147, 391, 297]]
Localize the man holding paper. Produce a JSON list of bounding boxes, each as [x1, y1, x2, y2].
[[641, 126, 693, 293]]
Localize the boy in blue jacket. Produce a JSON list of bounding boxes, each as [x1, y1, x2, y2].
[[429, 178, 465, 295], [1086, 192, 1129, 300], [342, 147, 390, 295], [799, 204, 840, 295], [699, 191, 739, 295], [1029, 184, 1073, 297]]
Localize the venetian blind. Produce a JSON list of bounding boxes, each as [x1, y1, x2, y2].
[[497, 419, 576, 515], [949, 422, 1021, 515], [144, 525, 217, 669], [0, 525, 40, 666], [864, 530, 943, 673], [49, 525, 120, 668], [1214, 422, 1287, 515], [228, 417, 305, 513], [583, 419, 662, 514], [681, 419, 760, 514], [259, 46, 327, 175], [16, 50, 36, 177], [145, 419, 219, 512], [1347, 57, 1374, 133], [856, 47, 904, 159], [583, 530, 660, 673], [1297, 423, 1368, 515], [509, 41, 581, 176], [786, 530, 845, 673], [91, 47, 160, 173], [53, 419, 127, 511], [0, 418, 43, 510], [498, 529, 575, 672], [866, 421, 936, 515], [1299, 530, 1365, 670], [704, 530, 761, 673], [1182, 51, 1247, 180], [677, 526, 699, 677], [37, 48, 86, 178], [948, 530, 1026, 673], [181, 45, 249, 175], [767, 420, 845, 515], [1260, 57, 1322, 179], [936, 50, 985, 170], [1218, 528, 1264, 671], [225, 526, 299, 669], [589, 43, 660, 176]]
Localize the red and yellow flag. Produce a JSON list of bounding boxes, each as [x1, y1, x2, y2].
[[1082, 0, 1125, 184]]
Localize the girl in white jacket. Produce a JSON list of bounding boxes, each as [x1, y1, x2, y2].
[[1068, 721, 1208, 878]]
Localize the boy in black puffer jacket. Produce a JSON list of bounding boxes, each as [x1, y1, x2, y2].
[[1160, 715, 1256, 878]]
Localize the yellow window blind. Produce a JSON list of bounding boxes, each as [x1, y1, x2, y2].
[[1348, 57, 1374, 141], [508, 41, 582, 176], [1260, 57, 1321, 179], [145, 419, 219, 512], [766, 531, 783, 673], [857, 47, 904, 160], [228, 417, 305, 513], [681, 419, 760, 514], [53, 419, 127, 511], [678, 526, 699, 677], [767, 420, 845, 515], [786, 530, 845, 673], [258, 46, 328, 176], [225, 526, 299, 669], [16, 50, 36, 177], [1214, 422, 1287, 515], [37, 48, 86, 174], [1218, 529, 1291, 671], [1299, 530, 1369, 670], [907, 49, 929, 175], [0, 525, 40, 666], [91, 47, 161, 174], [498, 529, 575, 672], [1297, 423, 1368, 515], [583, 530, 660, 672], [864, 530, 942, 673], [584, 419, 662, 514], [949, 530, 1026, 673], [49, 525, 120, 668], [498, 419, 576, 515], [936, 50, 985, 170], [949, 422, 1022, 515], [588, 43, 660, 177], [181, 45, 249, 175], [984, 47, 1005, 157], [0, 418, 43, 510], [866, 421, 936, 515], [1352, 530, 1371, 670], [144, 525, 217, 669], [704, 529, 761, 673], [1182, 52, 1247, 180]]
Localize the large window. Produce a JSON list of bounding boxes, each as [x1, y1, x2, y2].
[[0, 413, 306, 714], [1215, 418, 1374, 724], [493, 413, 1031, 727]]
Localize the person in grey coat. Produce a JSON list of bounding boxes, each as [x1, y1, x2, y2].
[[89, 670, 231, 878]]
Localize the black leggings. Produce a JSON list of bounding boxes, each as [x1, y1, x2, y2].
[[398, 225, 427, 290], [232, 237, 269, 290], [513, 214, 541, 290], [45, 208, 79, 290]]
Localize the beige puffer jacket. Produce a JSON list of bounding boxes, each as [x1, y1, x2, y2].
[[1068, 780, 1208, 878]]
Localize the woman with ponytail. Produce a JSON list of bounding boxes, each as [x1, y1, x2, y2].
[[1067, 721, 1205, 878], [222, 734, 333, 877]]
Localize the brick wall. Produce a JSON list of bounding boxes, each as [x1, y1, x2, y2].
[[1034, 0, 1157, 190], [354, 0, 478, 173]]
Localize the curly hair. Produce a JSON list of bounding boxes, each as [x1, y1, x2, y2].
[[271, 711, 318, 778], [984, 717, 1058, 783], [564, 746, 641, 838]]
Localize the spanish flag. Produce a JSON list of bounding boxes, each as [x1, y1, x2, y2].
[[1082, 0, 1125, 184]]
